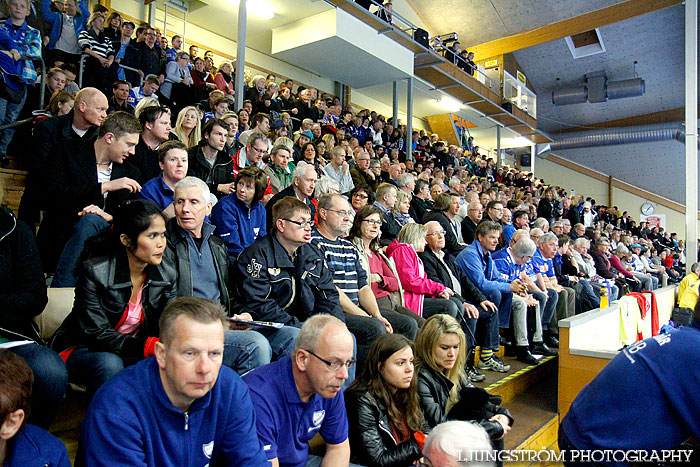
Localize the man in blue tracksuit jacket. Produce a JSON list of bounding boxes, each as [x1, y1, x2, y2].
[[559, 314, 700, 466], [79, 296, 269, 467], [455, 221, 525, 328]]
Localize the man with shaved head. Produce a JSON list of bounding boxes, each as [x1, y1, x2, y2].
[[19, 87, 109, 261]]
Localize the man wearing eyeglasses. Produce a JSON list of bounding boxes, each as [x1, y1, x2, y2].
[[350, 149, 376, 190], [243, 314, 357, 467], [311, 194, 418, 369], [460, 200, 483, 245], [236, 196, 343, 328], [420, 221, 498, 382]]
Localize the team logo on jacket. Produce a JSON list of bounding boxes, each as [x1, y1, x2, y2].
[[308, 409, 325, 432], [268, 268, 281, 276], [203, 440, 214, 458], [247, 258, 262, 278]]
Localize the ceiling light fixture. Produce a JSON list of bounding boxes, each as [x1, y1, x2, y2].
[[436, 96, 462, 113], [241, 0, 275, 19]]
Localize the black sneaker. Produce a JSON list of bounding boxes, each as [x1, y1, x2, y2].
[[467, 365, 486, 382], [531, 342, 558, 356]]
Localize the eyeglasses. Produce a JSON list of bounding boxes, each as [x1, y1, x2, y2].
[[250, 145, 267, 155], [306, 349, 356, 371], [426, 230, 446, 238], [353, 193, 369, 199], [283, 218, 314, 229], [362, 219, 382, 225], [325, 209, 354, 217]]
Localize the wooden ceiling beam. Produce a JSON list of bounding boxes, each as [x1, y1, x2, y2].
[[466, 0, 682, 59]]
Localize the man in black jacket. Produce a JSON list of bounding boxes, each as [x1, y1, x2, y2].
[[374, 182, 401, 246], [187, 118, 236, 199], [265, 161, 317, 232], [162, 176, 298, 374], [132, 105, 172, 183], [19, 88, 107, 226], [410, 179, 431, 223], [420, 221, 499, 382], [41, 111, 142, 280], [461, 200, 482, 245], [236, 196, 344, 327]]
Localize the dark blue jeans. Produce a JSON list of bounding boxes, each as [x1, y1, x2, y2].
[[531, 289, 558, 331], [11, 343, 68, 429], [65, 347, 131, 397], [52, 214, 109, 287]]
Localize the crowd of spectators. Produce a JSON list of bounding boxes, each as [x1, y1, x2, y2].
[[0, 3, 693, 466]]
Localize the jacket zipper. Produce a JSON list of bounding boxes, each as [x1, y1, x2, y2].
[[184, 411, 189, 431], [378, 420, 397, 445]]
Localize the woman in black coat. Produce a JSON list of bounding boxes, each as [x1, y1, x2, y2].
[[416, 315, 513, 460], [50, 200, 177, 396], [344, 334, 428, 467]]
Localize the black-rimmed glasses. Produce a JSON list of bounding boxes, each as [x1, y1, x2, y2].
[[283, 218, 314, 229], [306, 349, 356, 371]]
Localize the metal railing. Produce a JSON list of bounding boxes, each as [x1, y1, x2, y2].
[[78, 55, 144, 89]]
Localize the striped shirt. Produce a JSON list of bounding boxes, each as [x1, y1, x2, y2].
[[310, 230, 366, 305], [78, 29, 114, 59]]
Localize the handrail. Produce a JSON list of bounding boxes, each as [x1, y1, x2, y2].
[[78, 55, 145, 88], [78, 53, 86, 88], [118, 64, 145, 88], [0, 116, 34, 133]]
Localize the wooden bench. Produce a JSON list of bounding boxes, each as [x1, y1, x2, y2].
[[0, 168, 27, 215]]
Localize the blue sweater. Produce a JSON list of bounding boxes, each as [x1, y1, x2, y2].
[[80, 357, 269, 466], [561, 320, 700, 465], [211, 194, 266, 257], [455, 240, 511, 295], [4, 424, 69, 467]]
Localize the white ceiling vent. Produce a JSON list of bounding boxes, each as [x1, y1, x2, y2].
[[565, 28, 606, 59]]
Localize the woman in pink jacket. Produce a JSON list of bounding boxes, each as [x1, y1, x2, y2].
[[386, 223, 464, 320]]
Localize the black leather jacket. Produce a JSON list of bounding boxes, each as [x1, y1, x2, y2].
[[163, 218, 231, 313], [417, 365, 513, 440], [344, 389, 425, 467], [50, 250, 178, 359]]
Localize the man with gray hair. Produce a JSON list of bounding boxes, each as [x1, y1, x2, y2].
[[422, 421, 495, 467], [397, 172, 416, 196], [265, 161, 318, 231], [493, 235, 556, 364], [533, 232, 575, 345], [243, 314, 354, 467], [163, 177, 298, 374], [80, 297, 269, 466]]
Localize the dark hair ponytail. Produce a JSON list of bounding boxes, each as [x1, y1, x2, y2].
[[75, 200, 165, 275]]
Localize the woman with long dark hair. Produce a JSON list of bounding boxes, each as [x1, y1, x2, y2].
[[50, 200, 177, 396], [415, 314, 512, 456], [345, 334, 427, 467]]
